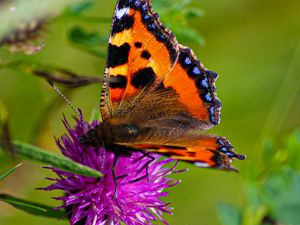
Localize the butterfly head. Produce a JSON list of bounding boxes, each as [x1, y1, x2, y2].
[[78, 125, 104, 148]]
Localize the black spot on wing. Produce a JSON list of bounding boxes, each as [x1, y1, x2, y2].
[[141, 50, 151, 60], [131, 67, 156, 88], [107, 43, 130, 68], [109, 75, 127, 88], [134, 42, 142, 48], [163, 145, 187, 150], [111, 12, 134, 36]]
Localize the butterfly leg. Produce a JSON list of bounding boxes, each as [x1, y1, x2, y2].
[[111, 152, 119, 200], [79, 146, 88, 161], [111, 153, 124, 209], [141, 151, 155, 183], [130, 151, 155, 183]]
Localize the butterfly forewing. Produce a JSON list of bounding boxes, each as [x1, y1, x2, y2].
[[101, 0, 179, 120]]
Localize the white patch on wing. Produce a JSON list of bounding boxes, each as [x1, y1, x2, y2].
[[116, 7, 130, 19], [194, 162, 210, 168]]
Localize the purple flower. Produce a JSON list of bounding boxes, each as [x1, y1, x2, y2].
[[44, 117, 181, 225]]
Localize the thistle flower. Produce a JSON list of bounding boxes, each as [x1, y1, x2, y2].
[[44, 117, 181, 225]]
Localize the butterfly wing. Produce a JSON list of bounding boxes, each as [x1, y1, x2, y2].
[[160, 45, 222, 129], [101, 0, 179, 120], [114, 135, 245, 171]]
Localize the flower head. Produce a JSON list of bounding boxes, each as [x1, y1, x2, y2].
[[44, 117, 181, 225]]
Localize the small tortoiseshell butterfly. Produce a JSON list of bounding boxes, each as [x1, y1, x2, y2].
[[80, 0, 245, 172]]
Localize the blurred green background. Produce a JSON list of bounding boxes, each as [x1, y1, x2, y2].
[[0, 0, 300, 225]]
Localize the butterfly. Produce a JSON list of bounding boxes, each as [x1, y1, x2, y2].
[[79, 0, 245, 173]]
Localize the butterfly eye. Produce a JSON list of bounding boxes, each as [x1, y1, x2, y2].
[[113, 124, 139, 138], [127, 125, 138, 136]]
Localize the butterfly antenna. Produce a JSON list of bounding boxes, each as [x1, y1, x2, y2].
[[47, 80, 84, 125]]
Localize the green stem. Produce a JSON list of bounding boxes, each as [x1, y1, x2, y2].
[[13, 141, 102, 178]]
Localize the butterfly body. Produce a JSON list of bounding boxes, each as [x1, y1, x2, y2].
[[80, 0, 245, 171]]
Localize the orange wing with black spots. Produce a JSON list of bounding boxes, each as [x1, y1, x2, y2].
[[101, 0, 179, 120], [117, 136, 245, 171], [101, 1, 220, 130]]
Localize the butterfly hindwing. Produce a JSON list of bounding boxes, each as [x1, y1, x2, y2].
[[101, 0, 179, 120], [117, 136, 245, 171]]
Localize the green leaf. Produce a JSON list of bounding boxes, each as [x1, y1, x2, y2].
[[68, 26, 107, 58], [170, 25, 205, 45], [217, 203, 242, 225], [13, 141, 102, 178], [155, 0, 205, 46], [0, 194, 65, 218], [0, 163, 23, 180]]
